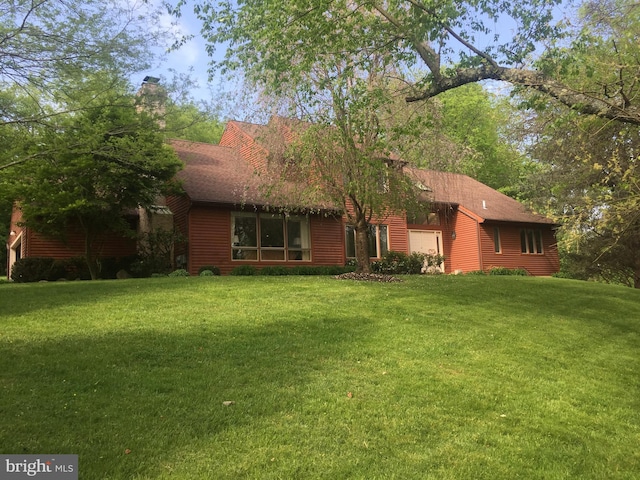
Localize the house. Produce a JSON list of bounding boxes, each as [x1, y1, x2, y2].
[[167, 118, 559, 276], [7, 117, 560, 278]]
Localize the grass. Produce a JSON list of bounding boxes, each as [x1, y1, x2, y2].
[[1, 275, 639, 479]]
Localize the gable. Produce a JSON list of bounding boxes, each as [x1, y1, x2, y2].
[[408, 168, 556, 226]]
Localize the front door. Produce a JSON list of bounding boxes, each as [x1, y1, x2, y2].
[[408, 230, 444, 272]]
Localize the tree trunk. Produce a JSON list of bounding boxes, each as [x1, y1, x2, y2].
[[84, 231, 100, 280], [354, 218, 371, 274]]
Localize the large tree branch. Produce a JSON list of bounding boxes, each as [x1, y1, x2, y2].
[[407, 65, 640, 125], [371, 3, 441, 81]]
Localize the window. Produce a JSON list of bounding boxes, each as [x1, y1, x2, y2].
[[232, 212, 310, 261], [493, 227, 501, 254], [409, 211, 440, 226], [520, 228, 544, 254], [345, 224, 389, 258]]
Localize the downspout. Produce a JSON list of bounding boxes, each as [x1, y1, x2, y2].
[[476, 219, 483, 272]]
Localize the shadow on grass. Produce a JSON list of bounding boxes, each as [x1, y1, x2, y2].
[[0, 278, 202, 319], [0, 313, 373, 478]]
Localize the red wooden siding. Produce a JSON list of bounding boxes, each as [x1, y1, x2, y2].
[[449, 209, 482, 273], [186, 206, 347, 275], [480, 223, 559, 276], [311, 215, 347, 266], [166, 194, 191, 258], [24, 227, 136, 259], [384, 212, 409, 255], [188, 206, 231, 275]]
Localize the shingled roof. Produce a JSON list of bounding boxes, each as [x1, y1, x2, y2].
[[170, 120, 555, 226], [408, 168, 556, 225], [170, 139, 266, 206]]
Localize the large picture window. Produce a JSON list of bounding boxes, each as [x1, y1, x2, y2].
[[345, 224, 389, 259], [232, 212, 311, 261], [520, 228, 544, 254]]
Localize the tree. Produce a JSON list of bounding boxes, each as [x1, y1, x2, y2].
[[254, 58, 423, 273], [168, 0, 640, 125], [0, 0, 169, 128], [519, 1, 640, 287], [397, 82, 530, 192], [3, 85, 183, 280], [164, 102, 225, 144], [525, 109, 640, 287]]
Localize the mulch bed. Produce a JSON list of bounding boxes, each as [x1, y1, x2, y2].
[[333, 272, 403, 282]]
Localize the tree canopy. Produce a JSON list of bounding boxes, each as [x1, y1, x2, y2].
[[3, 84, 183, 280], [168, 0, 640, 125], [0, 0, 169, 128], [520, 0, 640, 287]]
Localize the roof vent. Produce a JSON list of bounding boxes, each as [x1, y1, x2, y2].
[[482, 200, 487, 209]]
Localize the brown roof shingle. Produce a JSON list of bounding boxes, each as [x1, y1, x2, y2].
[[170, 139, 265, 206], [408, 168, 555, 225]]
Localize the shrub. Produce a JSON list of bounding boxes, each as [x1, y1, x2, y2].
[[259, 266, 291, 276], [11, 257, 56, 282], [488, 267, 529, 276], [53, 257, 91, 281], [98, 255, 137, 279], [199, 270, 215, 277], [168, 269, 190, 277], [289, 265, 354, 275], [198, 265, 220, 276], [374, 251, 426, 275], [465, 270, 487, 276], [230, 265, 258, 276]]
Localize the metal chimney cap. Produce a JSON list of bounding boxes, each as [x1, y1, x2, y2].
[[143, 76, 160, 84]]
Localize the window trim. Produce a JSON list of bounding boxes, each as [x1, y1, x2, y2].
[[520, 228, 544, 255], [345, 223, 389, 259], [231, 212, 312, 262], [493, 227, 502, 254]]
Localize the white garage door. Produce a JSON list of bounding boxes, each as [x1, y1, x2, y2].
[[408, 230, 444, 271]]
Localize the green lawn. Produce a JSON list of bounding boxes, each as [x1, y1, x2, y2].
[[1, 275, 639, 479]]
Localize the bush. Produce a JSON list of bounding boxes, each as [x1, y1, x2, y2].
[[488, 267, 529, 276], [259, 266, 291, 276], [53, 257, 91, 281], [98, 255, 138, 279], [198, 265, 220, 276], [465, 270, 487, 276], [230, 265, 258, 276], [11, 257, 56, 282], [199, 270, 215, 277], [374, 251, 427, 275], [168, 269, 190, 277]]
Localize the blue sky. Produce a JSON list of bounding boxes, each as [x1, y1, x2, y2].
[[140, 3, 224, 104]]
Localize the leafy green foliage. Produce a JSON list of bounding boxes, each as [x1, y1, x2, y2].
[[230, 265, 258, 276], [3, 83, 183, 279], [168, 269, 190, 277], [10, 258, 57, 283], [164, 102, 225, 144], [198, 265, 221, 276], [488, 267, 529, 276], [0, 0, 168, 128]]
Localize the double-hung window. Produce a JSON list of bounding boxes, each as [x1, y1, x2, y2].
[[231, 212, 311, 261], [345, 224, 389, 259], [520, 228, 544, 254]]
